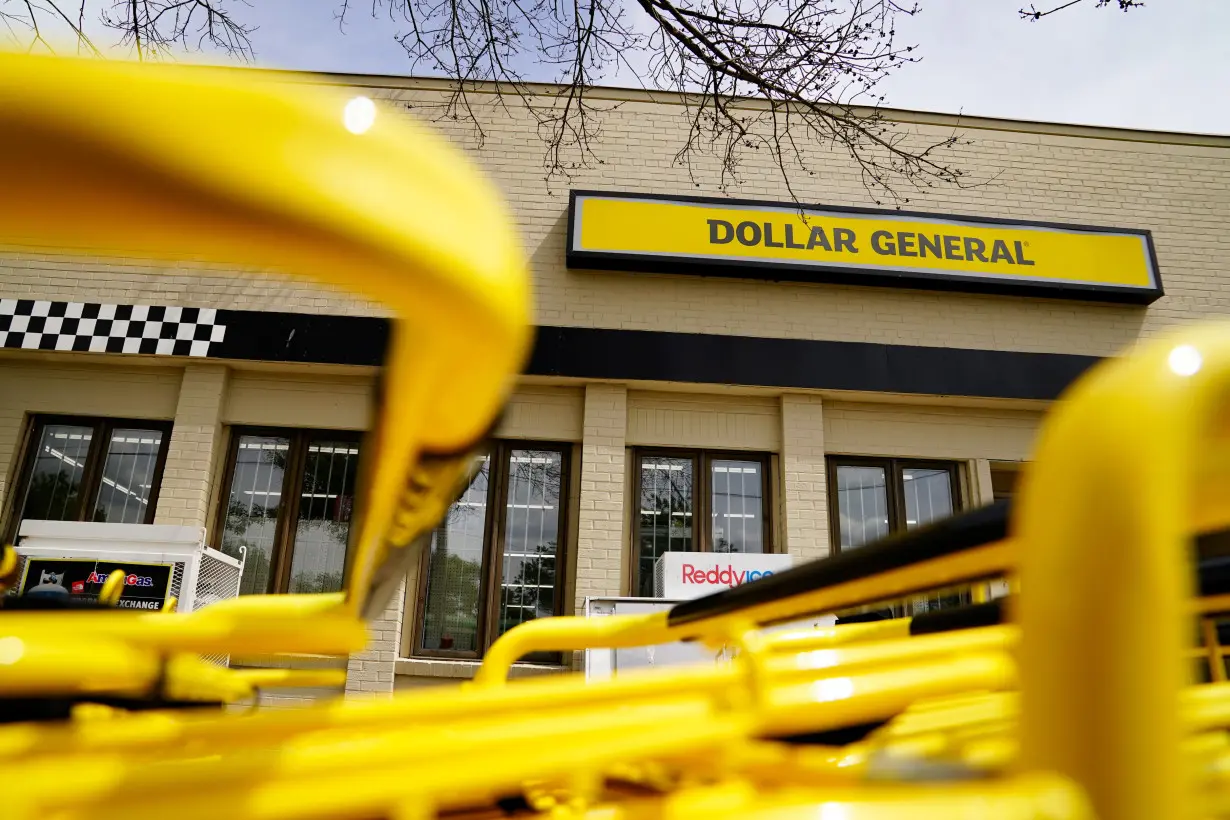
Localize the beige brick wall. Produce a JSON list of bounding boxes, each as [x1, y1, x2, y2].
[[155, 364, 228, 528], [0, 358, 182, 518], [626, 391, 780, 451], [824, 401, 1043, 462], [497, 385, 585, 441], [780, 394, 829, 561], [4, 80, 1228, 367], [345, 579, 406, 697], [222, 371, 373, 430], [574, 384, 628, 607]]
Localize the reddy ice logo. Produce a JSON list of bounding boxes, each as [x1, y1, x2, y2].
[[680, 563, 775, 588]]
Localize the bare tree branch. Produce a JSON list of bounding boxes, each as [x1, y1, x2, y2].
[[354, 0, 978, 206], [5, 0, 991, 206], [2, 0, 255, 61], [1020, 0, 1143, 22]]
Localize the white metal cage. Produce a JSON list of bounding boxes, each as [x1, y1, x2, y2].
[[9, 521, 245, 663]]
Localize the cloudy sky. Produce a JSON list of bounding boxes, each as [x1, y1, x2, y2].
[[227, 0, 1229, 135], [15, 1, 1230, 134]]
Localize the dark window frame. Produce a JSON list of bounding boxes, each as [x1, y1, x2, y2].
[[411, 440, 573, 661], [630, 448, 774, 598], [213, 426, 365, 596], [825, 456, 962, 554], [989, 460, 1024, 501], [5, 414, 173, 543]]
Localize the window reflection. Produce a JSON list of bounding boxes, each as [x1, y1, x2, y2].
[[835, 465, 889, 549], [710, 459, 763, 554], [92, 428, 164, 524], [420, 455, 490, 652], [902, 467, 954, 529], [20, 424, 93, 522], [497, 450, 564, 638], [638, 456, 693, 596], [220, 435, 289, 596], [287, 439, 360, 594]]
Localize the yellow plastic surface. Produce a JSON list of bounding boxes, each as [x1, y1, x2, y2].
[[1014, 326, 1216, 820]]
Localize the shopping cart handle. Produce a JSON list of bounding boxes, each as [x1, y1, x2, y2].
[[666, 491, 1230, 628], [909, 599, 1005, 635], [667, 500, 1010, 627]]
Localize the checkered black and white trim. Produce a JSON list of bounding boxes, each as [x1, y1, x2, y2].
[[0, 300, 226, 357]]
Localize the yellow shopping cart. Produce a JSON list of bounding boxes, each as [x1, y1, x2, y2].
[[0, 48, 531, 713], [2, 48, 1230, 820]]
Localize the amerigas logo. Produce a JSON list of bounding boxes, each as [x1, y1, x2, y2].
[[84, 571, 155, 587], [680, 564, 775, 588]]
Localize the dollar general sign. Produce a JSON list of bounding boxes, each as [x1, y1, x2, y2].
[[566, 192, 1162, 304]]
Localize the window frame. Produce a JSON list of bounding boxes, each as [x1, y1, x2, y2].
[[826, 456, 962, 554], [411, 440, 573, 661], [630, 448, 774, 599], [213, 426, 365, 596], [5, 414, 173, 543], [988, 460, 1024, 501]]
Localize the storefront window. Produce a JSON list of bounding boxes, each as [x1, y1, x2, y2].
[[711, 459, 765, 554], [8, 416, 171, 541], [833, 464, 889, 549], [287, 439, 360, 594], [637, 455, 694, 595], [415, 443, 570, 659], [829, 457, 963, 618], [217, 429, 361, 596], [829, 458, 959, 551], [420, 455, 491, 653], [902, 466, 955, 529], [633, 450, 771, 597]]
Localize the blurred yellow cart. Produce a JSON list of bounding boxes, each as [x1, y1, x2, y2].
[[0, 48, 1228, 820]]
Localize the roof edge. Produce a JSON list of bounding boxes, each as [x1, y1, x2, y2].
[[183, 60, 1230, 149]]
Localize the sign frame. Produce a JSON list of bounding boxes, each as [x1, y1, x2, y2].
[[655, 551, 795, 600], [565, 190, 1163, 305]]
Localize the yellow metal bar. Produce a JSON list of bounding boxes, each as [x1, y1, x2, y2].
[[229, 669, 348, 690], [1202, 616, 1226, 682], [700, 542, 1013, 638], [758, 650, 1017, 736], [1015, 327, 1217, 820], [0, 51, 533, 621], [477, 544, 1008, 685], [0, 662, 738, 761], [0, 544, 18, 593], [762, 617, 912, 652], [473, 611, 683, 686], [98, 570, 126, 606], [763, 625, 1016, 680], [972, 582, 991, 604], [1194, 593, 1230, 614]]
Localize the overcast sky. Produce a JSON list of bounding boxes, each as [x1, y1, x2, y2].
[[25, 0, 1229, 135], [228, 0, 1229, 134]]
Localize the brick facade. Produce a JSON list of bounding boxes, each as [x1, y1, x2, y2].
[[780, 395, 830, 562], [155, 364, 228, 528], [345, 580, 406, 698], [2, 70, 1228, 692], [574, 384, 629, 607]]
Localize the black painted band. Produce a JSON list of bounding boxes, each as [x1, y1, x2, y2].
[[204, 308, 1101, 401], [527, 325, 1099, 401]]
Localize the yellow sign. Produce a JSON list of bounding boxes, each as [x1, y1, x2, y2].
[[567, 192, 1161, 304]]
